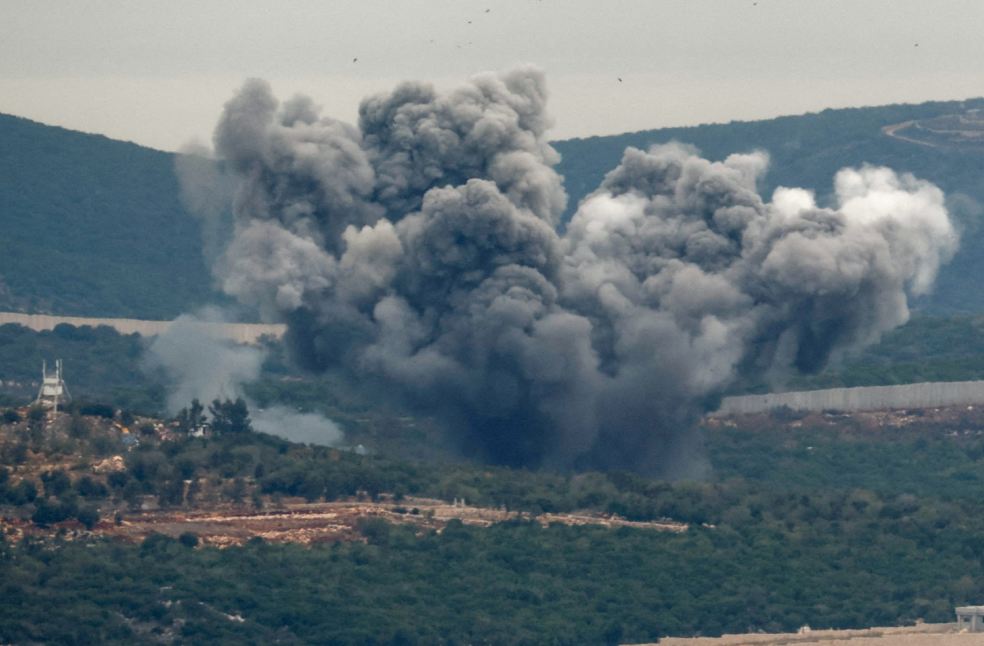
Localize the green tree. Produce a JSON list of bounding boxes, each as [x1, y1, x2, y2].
[[209, 398, 252, 435], [76, 505, 100, 530]]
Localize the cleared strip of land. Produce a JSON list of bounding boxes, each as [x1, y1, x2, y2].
[[0, 497, 687, 547], [0, 311, 284, 344]]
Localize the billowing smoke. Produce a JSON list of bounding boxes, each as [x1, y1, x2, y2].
[[144, 309, 342, 447], [192, 67, 958, 472]]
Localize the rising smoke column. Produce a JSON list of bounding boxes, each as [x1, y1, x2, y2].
[[200, 68, 957, 472]]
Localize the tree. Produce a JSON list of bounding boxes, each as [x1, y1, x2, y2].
[[175, 398, 206, 434], [209, 398, 252, 435], [68, 413, 90, 439], [76, 505, 100, 530], [26, 405, 45, 424], [41, 469, 71, 497]]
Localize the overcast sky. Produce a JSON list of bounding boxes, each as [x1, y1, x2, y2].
[[1, 0, 982, 152]]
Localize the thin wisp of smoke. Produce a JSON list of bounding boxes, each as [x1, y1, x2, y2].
[[187, 67, 958, 472]]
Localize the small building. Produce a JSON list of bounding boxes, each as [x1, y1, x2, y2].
[[956, 606, 984, 632]]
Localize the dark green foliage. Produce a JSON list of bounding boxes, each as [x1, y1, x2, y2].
[[174, 398, 205, 434], [208, 398, 251, 435], [3, 479, 36, 505], [178, 532, 199, 548], [0, 322, 164, 414], [40, 469, 71, 497], [76, 505, 100, 530], [0, 509, 978, 644], [75, 476, 108, 499], [78, 403, 117, 419], [9, 417, 984, 641], [2, 409, 20, 423], [31, 496, 78, 527]]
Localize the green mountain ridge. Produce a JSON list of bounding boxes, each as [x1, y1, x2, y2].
[[3, 97, 984, 318], [0, 112, 217, 318]]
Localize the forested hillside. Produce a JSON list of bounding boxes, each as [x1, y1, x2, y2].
[[0, 114, 217, 318], [3, 97, 984, 318]]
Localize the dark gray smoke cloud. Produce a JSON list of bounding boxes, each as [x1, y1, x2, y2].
[[194, 68, 957, 472]]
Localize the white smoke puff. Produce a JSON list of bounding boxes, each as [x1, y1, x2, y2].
[[144, 309, 265, 414], [834, 165, 957, 294], [252, 406, 343, 446]]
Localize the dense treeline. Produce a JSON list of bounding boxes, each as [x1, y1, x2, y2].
[[1, 513, 977, 645], [6, 425, 984, 643], [0, 322, 164, 411], [6, 405, 984, 641]]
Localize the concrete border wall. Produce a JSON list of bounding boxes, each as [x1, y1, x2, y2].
[[717, 380, 984, 415], [0, 312, 285, 345]]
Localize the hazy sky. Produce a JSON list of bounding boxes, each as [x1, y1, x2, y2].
[[1, 0, 982, 151]]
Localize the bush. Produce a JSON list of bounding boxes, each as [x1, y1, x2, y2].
[[32, 497, 76, 527], [357, 517, 391, 545], [76, 505, 100, 530], [178, 532, 199, 548], [41, 469, 72, 497], [78, 403, 115, 419], [2, 409, 21, 424], [76, 476, 109, 499]]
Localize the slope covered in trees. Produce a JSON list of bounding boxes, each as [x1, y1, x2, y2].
[[0, 113, 218, 318], [4, 401, 984, 642]]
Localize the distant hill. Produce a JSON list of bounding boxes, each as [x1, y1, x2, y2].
[[0, 113, 217, 318], [3, 97, 984, 318]]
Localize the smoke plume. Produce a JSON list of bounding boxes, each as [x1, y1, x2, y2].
[[191, 67, 958, 472], [145, 309, 342, 447]]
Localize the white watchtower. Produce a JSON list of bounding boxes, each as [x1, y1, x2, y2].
[[35, 359, 70, 413]]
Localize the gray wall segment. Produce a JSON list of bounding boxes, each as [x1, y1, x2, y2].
[[0, 312, 284, 345], [717, 381, 984, 415]]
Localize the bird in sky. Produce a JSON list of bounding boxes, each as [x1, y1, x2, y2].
[[617, 77, 623, 83], [352, 57, 358, 63]]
